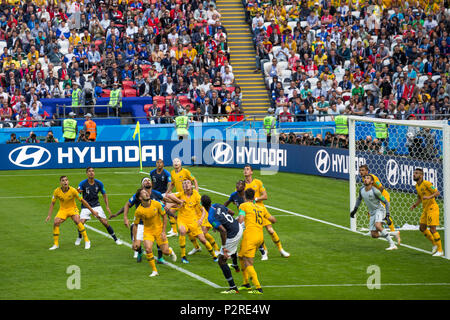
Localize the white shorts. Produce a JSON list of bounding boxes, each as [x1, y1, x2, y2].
[[369, 209, 386, 231], [80, 206, 106, 220], [135, 224, 144, 241], [220, 223, 244, 256]]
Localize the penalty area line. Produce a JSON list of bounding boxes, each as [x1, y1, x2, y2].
[[83, 224, 222, 289]]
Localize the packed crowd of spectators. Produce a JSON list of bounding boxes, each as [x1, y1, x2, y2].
[[279, 130, 349, 148], [0, 0, 244, 129], [247, 0, 449, 122]]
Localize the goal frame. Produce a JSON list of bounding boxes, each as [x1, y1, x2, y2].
[[348, 116, 450, 260]]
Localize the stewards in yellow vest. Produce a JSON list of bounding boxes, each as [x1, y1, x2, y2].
[[334, 115, 348, 136], [109, 82, 122, 117], [175, 114, 189, 140], [71, 82, 82, 116], [63, 112, 78, 142], [375, 112, 389, 152], [263, 109, 277, 143]]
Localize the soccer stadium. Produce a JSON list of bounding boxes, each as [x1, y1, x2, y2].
[[0, 0, 450, 305]]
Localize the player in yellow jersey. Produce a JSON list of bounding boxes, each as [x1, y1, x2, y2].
[[243, 165, 290, 259], [166, 158, 199, 238], [133, 188, 177, 277], [410, 168, 443, 257], [45, 176, 98, 250], [358, 165, 400, 244], [166, 179, 218, 264], [237, 188, 277, 294]]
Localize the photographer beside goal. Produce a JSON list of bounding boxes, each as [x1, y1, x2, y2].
[[351, 175, 400, 251]]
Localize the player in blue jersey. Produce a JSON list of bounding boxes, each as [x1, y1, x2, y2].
[[201, 194, 242, 294], [110, 177, 181, 262], [149, 159, 172, 194], [76, 167, 122, 246], [224, 180, 268, 259]]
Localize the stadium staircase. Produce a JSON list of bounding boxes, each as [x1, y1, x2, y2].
[[217, 0, 271, 120]]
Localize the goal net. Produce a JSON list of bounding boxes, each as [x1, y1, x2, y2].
[[348, 116, 450, 258]]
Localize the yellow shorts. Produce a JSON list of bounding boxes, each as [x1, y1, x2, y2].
[[178, 218, 203, 237], [56, 209, 79, 220], [238, 230, 264, 258], [143, 229, 169, 246], [420, 205, 440, 226], [197, 215, 212, 228]]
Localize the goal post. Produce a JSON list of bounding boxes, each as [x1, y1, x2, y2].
[[348, 115, 450, 259]]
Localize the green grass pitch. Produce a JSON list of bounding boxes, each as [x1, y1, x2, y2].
[[0, 166, 449, 300]]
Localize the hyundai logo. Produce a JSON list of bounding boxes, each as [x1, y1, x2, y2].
[[211, 142, 233, 165], [315, 149, 330, 174], [386, 159, 399, 186], [9, 145, 51, 168]]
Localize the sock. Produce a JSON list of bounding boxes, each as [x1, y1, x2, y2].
[[169, 216, 178, 233], [422, 229, 436, 245], [203, 240, 216, 258], [231, 253, 238, 266], [77, 230, 82, 239], [106, 225, 118, 241], [146, 253, 157, 272], [179, 235, 186, 257], [189, 233, 200, 249], [388, 231, 399, 237], [137, 246, 142, 254], [130, 225, 134, 241], [53, 226, 60, 246], [240, 260, 249, 285], [432, 232, 442, 252], [380, 229, 394, 246], [258, 244, 266, 255], [157, 245, 163, 259], [388, 216, 395, 232], [77, 223, 89, 242], [246, 265, 261, 289], [205, 233, 219, 251], [219, 263, 237, 289], [166, 247, 174, 256], [271, 231, 282, 250]]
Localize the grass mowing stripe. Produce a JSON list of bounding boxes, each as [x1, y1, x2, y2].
[[197, 187, 435, 256], [83, 224, 222, 289], [0, 193, 133, 199], [262, 283, 450, 288], [0, 170, 138, 177]]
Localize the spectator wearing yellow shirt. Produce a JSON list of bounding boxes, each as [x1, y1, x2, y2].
[[185, 43, 198, 63], [27, 46, 40, 66], [311, 35, 325, 54], [263, 6, 275, 21], [288, 1, 300, 21], [81, 30, 91, 46], [284, 35, 297, 53], [314, 50, 328, 74], [274, 5, 287, 23], [279, 20, 292, 35], [68, 29, 81, 47]]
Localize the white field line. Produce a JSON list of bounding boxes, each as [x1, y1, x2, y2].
[[83, 223, 222, 289], [260, 283, 450, 288]]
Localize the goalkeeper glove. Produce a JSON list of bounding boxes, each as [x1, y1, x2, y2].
[[350, 208, 357, 218]]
